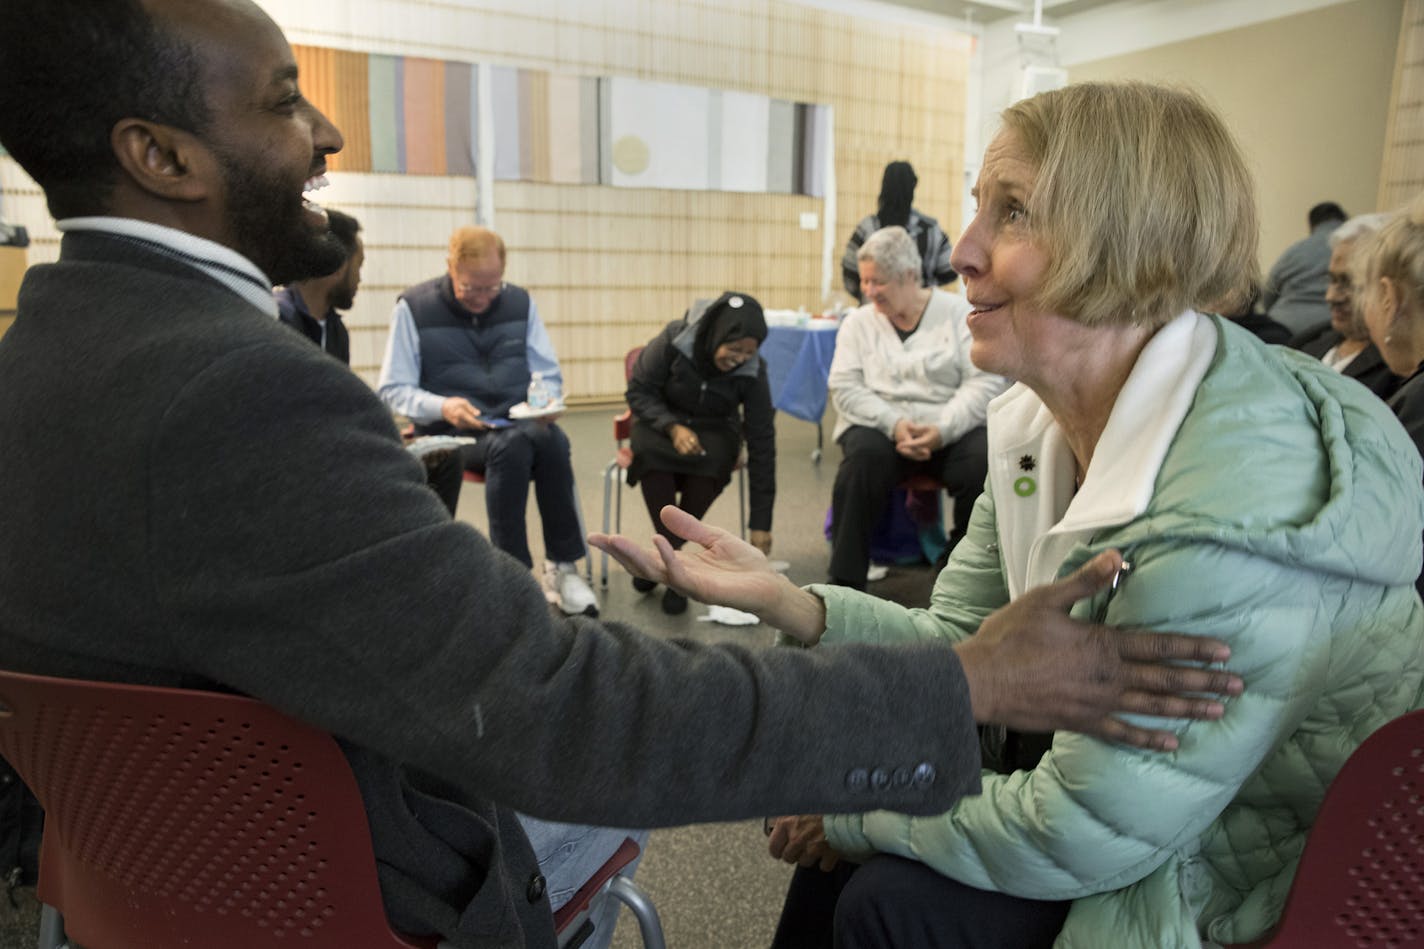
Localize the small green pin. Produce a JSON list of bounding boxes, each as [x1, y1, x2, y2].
[[1013, 476, 1036, 497]]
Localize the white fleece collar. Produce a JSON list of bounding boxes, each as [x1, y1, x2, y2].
[[987, 310, 1219, 598]]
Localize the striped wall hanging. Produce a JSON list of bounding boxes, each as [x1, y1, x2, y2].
[[293, 44, 827, 197]]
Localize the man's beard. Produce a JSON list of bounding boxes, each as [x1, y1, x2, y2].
[[217, 150, 346, 286], [329, 277, 357, 312]]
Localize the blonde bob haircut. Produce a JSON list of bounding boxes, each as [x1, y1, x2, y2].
[[1000, 82, 1258, 329], [448, 226, 506, 266], [1353, 194, 1424, 320]]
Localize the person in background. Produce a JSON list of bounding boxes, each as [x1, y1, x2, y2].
[[1352, 194, 1424, 596], [276, 209, 464, 516], [378, 226, 598, 616], [1217, 287, 1292, 345], [625, 291, 774, 614], [1291, 212, 1399, 401], [842, 161, 955, 302], [1262, 200, 1347, 337], [276, 207, 359, 363], [827, 225, 1007, 590], [601, 82, 1423, 949]]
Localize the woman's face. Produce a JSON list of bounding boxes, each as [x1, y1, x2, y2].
[[713, 337, 759, 373], [950, 130, 1062, 383], [859, 260, 920, 318]]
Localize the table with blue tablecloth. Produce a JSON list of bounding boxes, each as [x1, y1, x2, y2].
[[760, 322, 839, 461]]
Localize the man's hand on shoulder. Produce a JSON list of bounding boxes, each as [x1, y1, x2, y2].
[[954, 550, 1244, 751]]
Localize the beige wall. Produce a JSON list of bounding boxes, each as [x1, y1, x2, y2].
[[1068, 0, 1403, 274], [1380, 0, 1423, 209]]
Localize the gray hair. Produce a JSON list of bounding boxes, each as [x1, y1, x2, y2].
[[857, 226, 922, 282], [1331, 212, 1392, 248]]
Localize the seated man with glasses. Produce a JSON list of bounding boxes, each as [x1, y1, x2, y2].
[[379, 226, 599, 616]]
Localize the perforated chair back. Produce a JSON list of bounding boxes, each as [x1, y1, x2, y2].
[[1228, 709, 1424, 948], [0, 669, 435, 949], [624, 346, 645, 383]]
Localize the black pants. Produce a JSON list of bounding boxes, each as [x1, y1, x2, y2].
[[637, 470, 724, 550], [829, 424, 989, 588], [457, 421, 585, 568], [421, 448, 465, 517], [771, 856, 1069, 949]]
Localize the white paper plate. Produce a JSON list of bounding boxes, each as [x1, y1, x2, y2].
[[507, 401, 565, 420]]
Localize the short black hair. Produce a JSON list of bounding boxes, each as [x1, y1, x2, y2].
[[1309, 202, 1347, 229], [0, 0, 211, 219], [325, 209, 362, 256]]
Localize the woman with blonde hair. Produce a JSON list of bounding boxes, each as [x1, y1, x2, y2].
[[1355, 196, 1424, 425], [595, 82, 1424, 948], [1353, 194, 1424, 595]]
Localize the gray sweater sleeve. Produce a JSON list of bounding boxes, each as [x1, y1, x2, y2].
[[146, 344, 982, 828]]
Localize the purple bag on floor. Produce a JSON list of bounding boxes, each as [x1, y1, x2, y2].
[[824, 489, 946, 565]]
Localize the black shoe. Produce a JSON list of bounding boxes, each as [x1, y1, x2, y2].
[[632, 576, 657, 594], [661, 588, 688, 615]]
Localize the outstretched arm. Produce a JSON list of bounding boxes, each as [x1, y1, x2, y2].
[[589, 508, 1240, 751]]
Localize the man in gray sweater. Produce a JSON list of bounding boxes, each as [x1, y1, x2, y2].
[[0, 1, 1241, 946]]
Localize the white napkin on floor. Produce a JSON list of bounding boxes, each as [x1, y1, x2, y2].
[[698, 605, 760, 626]]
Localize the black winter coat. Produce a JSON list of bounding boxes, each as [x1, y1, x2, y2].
[[625, 317, 776, 531]]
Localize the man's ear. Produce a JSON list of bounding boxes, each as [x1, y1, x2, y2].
[[110, 118, 213, 203]]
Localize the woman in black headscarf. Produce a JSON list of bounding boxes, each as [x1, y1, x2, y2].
[[625, 291, 776, 613], [841, 160, 957, 301]]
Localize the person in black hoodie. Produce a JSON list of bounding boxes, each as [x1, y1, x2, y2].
[[625, 292, 775, 613], [841, 161, 956, 301]]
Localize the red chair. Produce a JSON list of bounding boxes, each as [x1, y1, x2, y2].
[[1225, 709, 1424, 948], [0, 669, 658, 949], [600, 346, 747, 587]]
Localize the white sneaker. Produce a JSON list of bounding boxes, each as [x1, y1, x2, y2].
[[544, 562, 599, 617], [867, 564, 889, 582]]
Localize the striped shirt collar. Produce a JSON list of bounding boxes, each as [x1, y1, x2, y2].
[[57, 217, 277, 318]]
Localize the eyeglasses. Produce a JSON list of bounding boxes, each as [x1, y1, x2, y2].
[[455, 280, 505, 297]]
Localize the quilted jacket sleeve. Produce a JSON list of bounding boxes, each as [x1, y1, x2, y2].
[[824, 539, 1339, 899]]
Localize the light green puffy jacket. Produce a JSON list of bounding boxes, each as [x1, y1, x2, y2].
[[817, 319, 1424, 947]]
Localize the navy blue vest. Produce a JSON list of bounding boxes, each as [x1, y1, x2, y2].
[[401, 276, 531, 432]]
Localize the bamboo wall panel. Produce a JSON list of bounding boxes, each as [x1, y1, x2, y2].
[[1380, 0, 1424, 210]]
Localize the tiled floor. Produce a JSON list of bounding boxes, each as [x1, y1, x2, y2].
[[3, 405, 942, 949]]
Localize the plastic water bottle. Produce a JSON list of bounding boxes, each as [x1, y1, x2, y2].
[[527, 371, 551, 411]]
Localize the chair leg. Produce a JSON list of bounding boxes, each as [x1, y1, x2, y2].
[[614, 468, 624, 555], [607, 875, 666, 949], [600, 459, 618, 588], [38, 903, 65, 949]]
